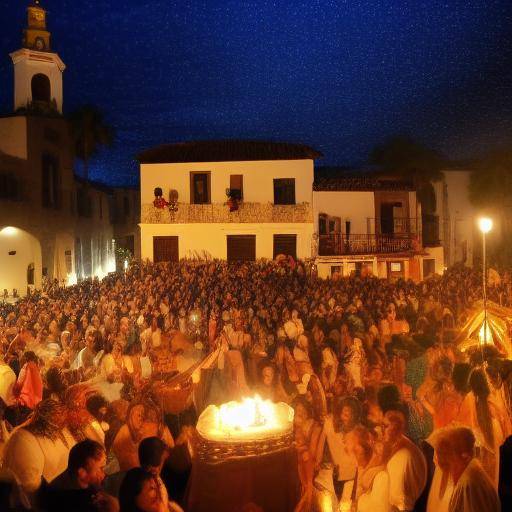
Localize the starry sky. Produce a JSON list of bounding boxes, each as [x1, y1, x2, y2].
[[1, 0, 512, 186]]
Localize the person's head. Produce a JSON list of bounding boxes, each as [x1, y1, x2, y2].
[[337, 397, 361, 431], [67, 439, 106, 489], [261, 364, 275, 387], [138, 437, 169, 475], [119, 467, 162, 512], [432, 426, 475, 482], [292, 396, 313, 428], [382, 409, 407, 444], [346, 425, 374, 466]]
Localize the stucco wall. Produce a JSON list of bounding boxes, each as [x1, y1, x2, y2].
[[140, 159, 314, 205], [140, 223, 314, 261], [0, 117, 27, 159], [0, 226, 42, 294], [313, 191, 375, 234]]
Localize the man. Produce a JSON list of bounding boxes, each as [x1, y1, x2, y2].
[[431, 426, 500, 512], [139, 436, 184, 512], [42, 439, 118, 512], [383, 408, 427, 512]]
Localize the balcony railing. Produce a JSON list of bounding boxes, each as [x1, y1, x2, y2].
[[317, 233, 418, 256], [141, 202, 313, 224]]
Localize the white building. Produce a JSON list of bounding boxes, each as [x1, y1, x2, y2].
[[433, 169, 477, 267], [137, 140, 321, 262], [312, 173, 444, 280]]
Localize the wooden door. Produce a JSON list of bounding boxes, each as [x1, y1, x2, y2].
[[153, 236, 179, 263], [227, 235, 256, 262]]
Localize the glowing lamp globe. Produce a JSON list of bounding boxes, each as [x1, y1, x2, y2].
[[478, 217, 493, 234]]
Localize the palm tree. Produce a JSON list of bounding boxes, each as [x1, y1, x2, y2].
[[68, 105, 115, 181]]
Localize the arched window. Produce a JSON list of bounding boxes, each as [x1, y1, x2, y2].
[[31, 73, 51, 103]]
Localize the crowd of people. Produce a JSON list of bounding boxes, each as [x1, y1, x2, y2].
[[1, 259, 512, 512]]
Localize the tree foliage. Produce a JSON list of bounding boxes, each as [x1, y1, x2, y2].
[[68, 105, 115, 181], [369, 135, 446, 212]]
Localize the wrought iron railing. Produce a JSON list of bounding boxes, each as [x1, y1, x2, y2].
[[141, 202, 313, 224], [317, 233, 418, 256]]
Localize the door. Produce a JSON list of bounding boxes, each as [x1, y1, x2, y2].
[[273, 234, 297, 259], [153, 236, 179, 263], [227, 235, 256, 262], [380, 204, 395, 235], [190, 172, 210, 204]]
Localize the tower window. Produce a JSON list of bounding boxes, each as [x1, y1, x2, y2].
[[31, 73, 51, 103], [42, 154, 60, 209]]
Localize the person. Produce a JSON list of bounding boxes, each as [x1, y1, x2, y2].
[[347, 425, 389, 512], [2, 399, 76, 500], [119, 467, 169, 512], [430, 426, 500, 512], [139, 437, 183, 512], [42, 439, 117, 512], [12, 351, 43, 410], [292, 397, 321, 512], [316, 397, 360, 505], [0, 353, 16, 405], [382, 408, 427, 512]]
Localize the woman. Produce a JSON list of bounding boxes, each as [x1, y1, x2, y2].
[[293, 397, 322, 512], [347, 425, 389, 512], [457, 367, 505, 485], [119, 467, 183, 512]]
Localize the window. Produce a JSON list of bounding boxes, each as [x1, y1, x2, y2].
[[190, 172, 211, 204], [273, 234, 297, 259], [230, 175, 243, 200], [319, 215, 327, 235], [0, 173, 19, 200], [273, 178, 295, 205], [32, 73, 51, 103], [42, 154, 60, 208], [423, 258, 435, 278]]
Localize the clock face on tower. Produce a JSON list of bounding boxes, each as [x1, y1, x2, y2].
[[35, 37, 46, 51]]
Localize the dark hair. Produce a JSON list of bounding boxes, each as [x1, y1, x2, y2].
[[291, 396, 313, 420], [86, 394, 108, 419], [119, 467, 154, 512], [377, 384, 401, 412], [67, 439, 105, 475], [138, 436, 167, 468], [469, 368, 494, 448], [333, 396, 362, 432], [452, 363, 471, 394]]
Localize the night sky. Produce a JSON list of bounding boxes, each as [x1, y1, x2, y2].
[[1, 1, 512, 186]]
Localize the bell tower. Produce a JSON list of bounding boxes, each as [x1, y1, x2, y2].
[[9, 1, 66, 113]]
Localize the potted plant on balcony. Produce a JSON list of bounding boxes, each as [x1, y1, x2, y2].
[[226, 188, 241, 212], [168, 189, 179, 212]]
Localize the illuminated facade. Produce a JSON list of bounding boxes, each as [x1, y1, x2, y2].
[[138, 140, 320, 262]]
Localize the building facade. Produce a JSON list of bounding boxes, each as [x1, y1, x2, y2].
[[312, 173, 444, 280], [0, 2, 118, 296], [138, 140, 320, 262]]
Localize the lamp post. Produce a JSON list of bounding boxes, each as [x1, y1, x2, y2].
[[478, 217, 493, 348]]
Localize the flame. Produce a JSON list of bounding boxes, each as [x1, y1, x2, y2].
[[197, 395, 294, 442]]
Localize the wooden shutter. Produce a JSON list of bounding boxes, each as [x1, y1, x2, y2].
[[227, 235, 256, 262], [153, 236, 179, 263], [273, 234, 297, 259]]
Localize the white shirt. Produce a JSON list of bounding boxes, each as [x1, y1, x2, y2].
[[2, 427, 76, 493], [357, 470, 390, 512], [323, 416, 357, 481], [386, 439, 427, 511], [448, 458, 500, 512], [0, 362, 16, 404]]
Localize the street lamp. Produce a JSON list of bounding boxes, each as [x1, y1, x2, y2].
[[478, 217, 493, 347]]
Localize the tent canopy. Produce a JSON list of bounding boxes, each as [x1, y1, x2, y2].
[[455, 300, 512, 359]]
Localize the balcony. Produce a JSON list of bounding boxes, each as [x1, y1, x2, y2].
[[317, 233, 418, 256], [141, 202, 313, 224]]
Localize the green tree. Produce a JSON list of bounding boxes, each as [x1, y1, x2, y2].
[[369, 135, 446, 213], [68, 105, 115, 181]]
